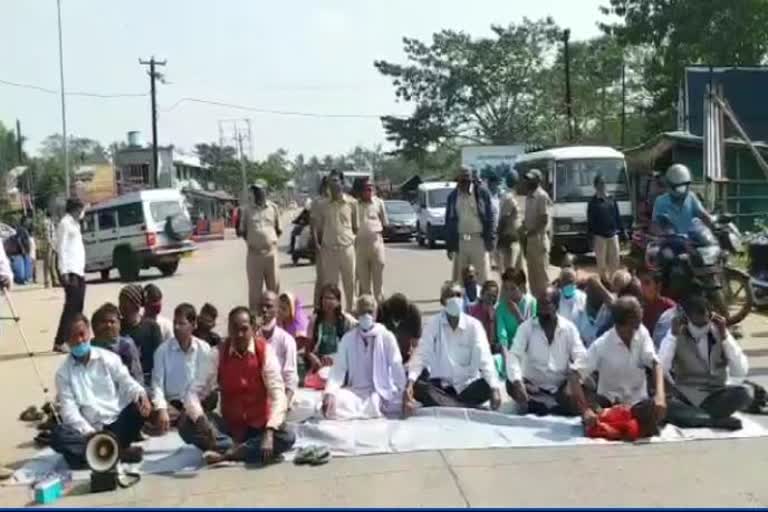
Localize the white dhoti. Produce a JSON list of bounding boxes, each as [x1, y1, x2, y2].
[[326, 387, 402, 420]]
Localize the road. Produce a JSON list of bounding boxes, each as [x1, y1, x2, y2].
[[1, 232, 768, 507]]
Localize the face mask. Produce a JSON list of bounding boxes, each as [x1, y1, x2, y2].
[[145, 303, 162, 316], [358, 313, 375, 332], [562, 284, 577, 300], [672, 184, 689, 197], [445, 297, 463, 318], [71, 341, 91, 359], [687, 323, 710, 339]]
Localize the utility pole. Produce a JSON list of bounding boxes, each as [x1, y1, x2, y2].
[[218, 119, 253, 203], [621, 60, 627, 148], [139, 56, 166, 187], [563, 29, 574, 142], [56, 0, 70, 197]]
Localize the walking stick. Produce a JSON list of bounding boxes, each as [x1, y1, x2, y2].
[[2, 288, 60, 423]]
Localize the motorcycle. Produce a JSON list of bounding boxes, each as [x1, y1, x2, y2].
[[644, 214, 752, 326], [289, 208, 315, 266], [747, 234, 768, 308]]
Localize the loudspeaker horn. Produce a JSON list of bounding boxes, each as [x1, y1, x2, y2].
[[85, 431, 119, 473]]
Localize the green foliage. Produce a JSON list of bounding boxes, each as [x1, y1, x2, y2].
[[601, 0, 768, 135]]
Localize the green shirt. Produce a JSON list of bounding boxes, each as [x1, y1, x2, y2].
[[496, 294, 537, 350]]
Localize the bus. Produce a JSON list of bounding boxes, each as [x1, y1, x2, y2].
[[514, 146, 632, 255]]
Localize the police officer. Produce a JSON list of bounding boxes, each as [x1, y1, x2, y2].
[[356, 177, 388, 302], [315, 170, 358, 311], [240, 180, 281, 312], [521, 169, 553, 297], [496, 170, 525, 273]]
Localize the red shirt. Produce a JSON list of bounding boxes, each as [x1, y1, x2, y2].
[[642, 296, 676, 333], [469, 303, 496, 345], [218, 338, 271, 441]]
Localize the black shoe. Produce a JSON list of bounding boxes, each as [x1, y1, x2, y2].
[[120, 446, 144, 464], [711, 416, 742, 431]]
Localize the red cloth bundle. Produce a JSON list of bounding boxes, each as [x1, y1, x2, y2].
[[585, 405, 641, 441]]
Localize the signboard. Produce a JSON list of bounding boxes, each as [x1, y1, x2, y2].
[[461, 145, 527, 180]]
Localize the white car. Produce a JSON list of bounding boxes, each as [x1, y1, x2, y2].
[[415, 182, 454, 248], [83, 189, 196, 281]]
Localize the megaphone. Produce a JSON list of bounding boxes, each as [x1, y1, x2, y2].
[[85, 431, 120, 493]]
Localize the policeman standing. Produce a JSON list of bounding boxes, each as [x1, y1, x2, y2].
[[240, 180, 281, 312], [521, 169, 553, 297], [356, 177, 388, 302], [496, 170, 525, 273], [315, 170, 358, 311]]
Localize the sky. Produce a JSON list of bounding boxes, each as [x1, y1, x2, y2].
[[1, 0, 606, 160]]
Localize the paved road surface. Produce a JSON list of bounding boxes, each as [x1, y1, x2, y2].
[[1, 233, 768, 507]]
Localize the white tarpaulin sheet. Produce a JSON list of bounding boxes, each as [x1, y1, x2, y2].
[[9, 390, 768, 486]]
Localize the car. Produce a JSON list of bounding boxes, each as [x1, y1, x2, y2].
[[415, 182, 454, 248], [82, 188, 197, 281], [383, 200, 417, 242]]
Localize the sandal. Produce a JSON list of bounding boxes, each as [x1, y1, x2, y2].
[[20, 406, 44, 422], [294, 445, 331, 466]]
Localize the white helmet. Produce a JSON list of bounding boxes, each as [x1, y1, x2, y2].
[[666, 164, 692, 187]]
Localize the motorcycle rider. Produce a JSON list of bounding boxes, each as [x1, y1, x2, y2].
[[652, 164, 715, 236]]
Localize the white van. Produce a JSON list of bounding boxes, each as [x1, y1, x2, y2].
[[514, 146, 632, 255], [415, 181, 454, 248], [82, 189, 197, 281]]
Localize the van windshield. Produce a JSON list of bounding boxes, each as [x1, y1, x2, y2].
[[150, 201, 183, 223], [554, 158, 628, 202], [427, 188, 453, 208]]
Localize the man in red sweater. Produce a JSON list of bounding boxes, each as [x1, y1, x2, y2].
[[180, 306, 294, 465]]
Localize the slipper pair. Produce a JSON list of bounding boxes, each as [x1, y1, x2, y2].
[[294, 445, 331, 466]]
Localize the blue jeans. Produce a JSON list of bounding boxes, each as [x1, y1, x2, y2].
[[50, 402, 144, 469], [178, 413, 295, 464]]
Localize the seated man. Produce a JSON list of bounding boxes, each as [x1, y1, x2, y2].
[[150, 303, 214, 434], [180, 307, 295, 465], [143, 283, 174, 341], [639, 268, 676, 335], [194, 303, 222, 347], [90, 302, 143, 383], [461, 264, 481, 312], [557, 267, 587, 326], [259, 291, 298, 406], [570, 296, 667, 436], [377, 292, 422, 363], [468, 280, 499, 351], [507, 286, 586, 416], [403, 282, 502, 414], [322, 294, 406, 420], [50, 314, 152, 468], [659, 296, 751, 430], [120, 284, 164, 385]]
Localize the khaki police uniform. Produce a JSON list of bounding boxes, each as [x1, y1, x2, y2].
[[523, 186, 553, 297], [452, 190, 491, 283], [310, 196, 327, 308], [317, 194, 358, 311], [356, 197, 388, 302], [497, 191, 525, 273], [240, 200, 281, 311]]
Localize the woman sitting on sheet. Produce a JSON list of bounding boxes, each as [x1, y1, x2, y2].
[[321, 294, 406, 420], [278, 292, 309, 344], [304, 283, 356, 388]]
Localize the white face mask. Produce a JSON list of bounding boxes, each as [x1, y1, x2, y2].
[[358, 313, 375, 332], [687, 323, 710, 339], [673, 184, 689, 195], [445, 297, 463, 318]]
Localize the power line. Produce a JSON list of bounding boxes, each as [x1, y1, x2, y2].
[[160, 97, 393, 119], [0, 78, 148, 98]]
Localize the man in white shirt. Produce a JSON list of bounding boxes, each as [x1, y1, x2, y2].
[[49, 314, 152, 469], [322, 294, 406, 420], [659, 296, 752, 430], [570, 296, 667, 436], [180, 307, 294, 465], [507, 286, 587, 416], [403, 282, 502, 414], [53, 198, 87, 352], [557, 267, 587, 327], [151, 304, 214, 434], [0, 241, 13, 479], [259, 291, 298, 406]]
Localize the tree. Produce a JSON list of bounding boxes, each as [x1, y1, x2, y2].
[[40, 134, 107, 164], [375, 18, 563, 158], [601, 0, 768, 134]]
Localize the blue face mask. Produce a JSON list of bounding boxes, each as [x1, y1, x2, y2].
[[562, 284, 577, 300], [71, 341, 91, 359]]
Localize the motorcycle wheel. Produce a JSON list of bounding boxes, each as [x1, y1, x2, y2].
[[720, 267, 753, 326]]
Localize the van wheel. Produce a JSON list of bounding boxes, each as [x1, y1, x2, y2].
[[114, 246, 141, 282], [157, 260, 179, 277], [427, 224, 437, 249], [416, 224, 425, 247], [100, 269, 111, 282]]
